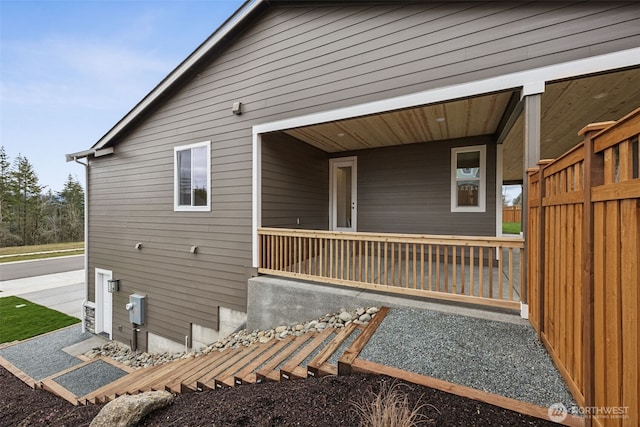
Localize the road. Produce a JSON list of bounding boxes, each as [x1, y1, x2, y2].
[[0, 255, 84, 281]]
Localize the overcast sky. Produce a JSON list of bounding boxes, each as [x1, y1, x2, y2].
[[1, 0, 245, 193]]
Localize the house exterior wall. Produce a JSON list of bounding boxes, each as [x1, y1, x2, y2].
[[261, 133, 329, 230], [344, 136, 496, 236], [87, 1, 640, 348]]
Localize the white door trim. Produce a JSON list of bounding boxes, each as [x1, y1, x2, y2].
[[329, 156, 357, 232], [95, 268, 113, 339]]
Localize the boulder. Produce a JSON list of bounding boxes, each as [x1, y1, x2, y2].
[[90, 391, 174, 427]]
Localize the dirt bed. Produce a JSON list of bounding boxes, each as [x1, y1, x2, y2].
[[1, 366, 558, 426]]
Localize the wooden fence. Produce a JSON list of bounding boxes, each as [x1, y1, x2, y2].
[[527, 107, 639, 427], [502, 205, 522, 223], [259, 228, 523, 310]]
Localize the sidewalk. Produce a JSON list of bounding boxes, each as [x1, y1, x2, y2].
[[0, 270, 85, 319]]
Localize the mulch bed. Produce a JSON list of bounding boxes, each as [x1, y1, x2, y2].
[[1, 365, 558, 426]]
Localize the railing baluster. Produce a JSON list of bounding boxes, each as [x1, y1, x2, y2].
[[508, 247, 514, 301], [488, 247, 493, 297], [435, 245, 440, 292], [444, 246, 449, 293], [479, 247, 485, 298], [469, 246, 472, 295], [428, 245, 433, 291], [364, 240, 369, 283], [384, 242, 388, 287], [498, 248, 504, 299], [461, 247, 466, 295], [452, 246, 457, 294], [412, 243, 417, 290]]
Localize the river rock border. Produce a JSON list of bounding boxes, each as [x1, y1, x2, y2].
[[84, 307, 379, 368]]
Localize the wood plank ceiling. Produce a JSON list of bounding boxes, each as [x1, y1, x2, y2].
[[279, 67, 640, 182], [283, 92, 514, 152]]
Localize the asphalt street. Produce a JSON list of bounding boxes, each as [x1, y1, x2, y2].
[[0, 255, 84, 281]]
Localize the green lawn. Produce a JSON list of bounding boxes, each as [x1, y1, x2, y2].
[[502, 222, 522, 234], [0, 242, 84, 263], [0, 296, 80, 343]]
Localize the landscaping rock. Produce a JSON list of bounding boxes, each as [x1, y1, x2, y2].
[[89, 390, 173, 427], [85, 306, 380, 369]]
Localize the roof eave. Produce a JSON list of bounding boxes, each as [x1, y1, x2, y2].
[[90, 0, 264, 151]]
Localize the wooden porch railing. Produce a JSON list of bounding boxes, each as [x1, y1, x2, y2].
[[258, 228, 524, 310]]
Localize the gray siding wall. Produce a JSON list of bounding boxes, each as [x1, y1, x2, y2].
[[262, 133, 329, 230], [348, 136, 496, 236], [88, 1, 639, 346]]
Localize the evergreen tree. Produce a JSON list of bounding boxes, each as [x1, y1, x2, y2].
[[58, 175, 84, 242], [11, 154, 44, 245], [0, 147, 21, 245]]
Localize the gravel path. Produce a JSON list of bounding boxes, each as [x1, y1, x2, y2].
[[54, 359, 128, 397], [0, 324, 91, 380], [359, 308, 577, 410]]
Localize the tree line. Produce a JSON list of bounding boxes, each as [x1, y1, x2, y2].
[[0, 146, 84, 247]]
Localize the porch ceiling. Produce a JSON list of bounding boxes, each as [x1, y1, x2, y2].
[[283, 92, 514, 153], [278, 67, 640, 182]]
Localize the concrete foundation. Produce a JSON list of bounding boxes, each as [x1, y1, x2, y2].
[[247, 276, 524, 331]]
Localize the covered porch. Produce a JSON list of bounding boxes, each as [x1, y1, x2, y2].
[[252, 61, 640, 313]]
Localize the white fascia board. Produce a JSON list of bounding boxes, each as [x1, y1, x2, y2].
[[254, 47, 640, 134], [93, 0, 262, 151]]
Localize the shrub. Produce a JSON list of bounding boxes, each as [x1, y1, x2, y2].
[[351, 379, 437, 427]]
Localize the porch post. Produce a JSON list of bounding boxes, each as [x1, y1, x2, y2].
[[520, 84, 543, 313]]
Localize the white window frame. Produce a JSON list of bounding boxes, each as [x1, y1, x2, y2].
[[174, 141, 211, 212], [451, 145, 486, 213]]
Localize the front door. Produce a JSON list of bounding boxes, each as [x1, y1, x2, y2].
[[330, 157, 357, 232], [95, 269, 113, 339]]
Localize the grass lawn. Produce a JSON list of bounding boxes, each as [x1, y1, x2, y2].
[[502, 222, 521, 234], [0, 242, 84, 263], [0, 296, 80, 343]]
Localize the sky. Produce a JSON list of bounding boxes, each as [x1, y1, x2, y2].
[[1, 0, 245, 193]]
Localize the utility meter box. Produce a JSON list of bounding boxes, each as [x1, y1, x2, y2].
[[127, 294, 145, 325]]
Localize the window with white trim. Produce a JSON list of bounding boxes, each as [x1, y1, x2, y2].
[[451, 145, 486, 212], [174, 141, 211, 211]]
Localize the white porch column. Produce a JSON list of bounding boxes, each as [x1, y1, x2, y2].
[[520, 83, 543, 315]]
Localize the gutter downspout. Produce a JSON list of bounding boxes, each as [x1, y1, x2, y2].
[[74, 156, 89, 333]]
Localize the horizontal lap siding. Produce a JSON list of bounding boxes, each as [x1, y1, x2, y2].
[[261, 133, 329, 230], [89, 1, 639, 346], [349, 136, 496, 236]]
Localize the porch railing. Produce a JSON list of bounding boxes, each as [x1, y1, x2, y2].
[[258, 228, 524, 309]]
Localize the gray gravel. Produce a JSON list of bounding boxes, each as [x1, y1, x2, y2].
[[359, 308, 577, 409], [0, 324, 91, 380], [54, 359, 128, 397]]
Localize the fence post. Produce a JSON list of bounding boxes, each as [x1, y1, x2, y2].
[[578, 123, 607, 427], [534, 160, 551, 335]]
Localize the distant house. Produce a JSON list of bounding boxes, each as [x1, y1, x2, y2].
[[67, 0, 640, 353]]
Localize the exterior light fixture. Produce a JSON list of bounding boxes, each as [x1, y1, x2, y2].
[[232, 102, 242, 115], [107, 279, 120, 293]]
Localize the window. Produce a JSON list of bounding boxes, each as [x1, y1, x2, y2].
[[174, 141, 211, 211], [451, 145, 486, 212]]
